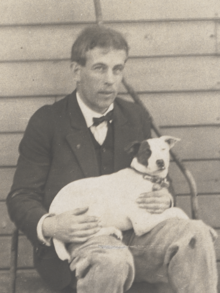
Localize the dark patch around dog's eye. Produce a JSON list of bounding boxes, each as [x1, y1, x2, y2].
[[137, 141, 152, 166]]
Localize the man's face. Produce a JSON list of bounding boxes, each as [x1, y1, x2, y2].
[[75, 47, 127, 113]]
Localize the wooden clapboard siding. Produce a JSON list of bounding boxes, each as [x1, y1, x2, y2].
[[136, 92, 220, 126], [0, 97, 56, 132], [0, 21, 217, 62], [176, 195, 220, 228], [1, 56, 220, 97], [101, 0, 220, 21], [109, 22, 217, 57], [124, 57, 220, 92], [170, 160, 220, 194], [0, 0, 95, 25]]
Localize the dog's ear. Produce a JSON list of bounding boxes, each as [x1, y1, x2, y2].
[[161, 136, 181, 149], [124, 141, 141, 155]]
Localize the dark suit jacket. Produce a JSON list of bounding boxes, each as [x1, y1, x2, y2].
[[7, 90, 151, 289]]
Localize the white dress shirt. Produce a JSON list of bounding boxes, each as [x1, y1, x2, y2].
[[76, 92, 114, 145]]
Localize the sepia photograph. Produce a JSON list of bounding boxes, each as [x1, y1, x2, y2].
[[0, 1, 220, 292]]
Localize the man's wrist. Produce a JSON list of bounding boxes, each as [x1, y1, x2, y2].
[[37, 213, 55, 246], [42, 215, 56, 238]]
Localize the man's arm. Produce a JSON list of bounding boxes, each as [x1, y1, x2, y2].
[[7, 106, 54, 245], [7, 105, 101, 246]]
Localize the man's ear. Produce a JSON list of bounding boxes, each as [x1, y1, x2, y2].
[[124, 141, 141, 155], [70, 62, 81, 82], [161, 136, 181, 149]]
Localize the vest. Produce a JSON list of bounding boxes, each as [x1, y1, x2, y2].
[[89, 122, 114, 175]]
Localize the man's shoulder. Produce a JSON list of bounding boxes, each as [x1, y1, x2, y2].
[[30, 93, 73, 122]]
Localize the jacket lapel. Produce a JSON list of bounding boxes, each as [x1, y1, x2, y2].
[[113, 101, 141, 172], [65, 92, 99, 177]]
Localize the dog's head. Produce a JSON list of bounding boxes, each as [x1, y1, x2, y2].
[[126, 136, 180, 177]]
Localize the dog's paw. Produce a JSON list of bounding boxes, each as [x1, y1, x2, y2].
[[111, 228, 123, 240], [96, 227, 123, 240]]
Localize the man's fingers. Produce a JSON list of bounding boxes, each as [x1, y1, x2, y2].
[[138, 203, 167, 209], [77, 215, 100, 224], [72, 207, 89, 215], [139, 191, 164, 198], [140, 207, 166, 214], [74, 222, 101, 231], [136, 197, 165, 204], [71, 227, 101, 238]]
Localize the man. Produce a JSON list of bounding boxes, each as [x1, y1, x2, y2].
[[7, 26, 217, 293]]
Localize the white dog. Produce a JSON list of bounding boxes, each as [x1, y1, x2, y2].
[[50, 136, 188, 261]]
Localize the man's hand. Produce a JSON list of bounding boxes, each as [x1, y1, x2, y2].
[[42, 207, 101, 243], [136, 184, 172, 214]]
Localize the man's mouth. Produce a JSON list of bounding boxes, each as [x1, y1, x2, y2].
[[98, 91, 115, 97]]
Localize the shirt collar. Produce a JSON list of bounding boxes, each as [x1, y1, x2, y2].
[[76, 91, 114, 128]]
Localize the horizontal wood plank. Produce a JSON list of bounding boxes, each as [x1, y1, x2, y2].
[[176, 194, 220, 228], [0, 0, 95, 25], [170, 160, 220, 194], [124, 56, 220, 93], [112, 21, 216, 57], [0, 21, 216, 62], [0, 97, 56, 132], [101, 0, 220, 21], [1, 56, 220, 96], [136, 91, 220, 126]]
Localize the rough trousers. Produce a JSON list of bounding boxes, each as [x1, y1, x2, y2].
[[68, 218, 218, 293]]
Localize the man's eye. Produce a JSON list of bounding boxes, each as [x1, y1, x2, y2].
[[113, 67, 123, 75], [94, 66, 105, 72]]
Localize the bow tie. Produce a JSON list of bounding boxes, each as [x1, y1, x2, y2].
[[93, 110, 113, 126]]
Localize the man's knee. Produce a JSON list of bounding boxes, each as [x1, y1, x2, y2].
[[92, 250, 135, 290]]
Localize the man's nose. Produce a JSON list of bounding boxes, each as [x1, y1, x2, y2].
[[156, 159, 165, 170], [104, 69, 114, 84]]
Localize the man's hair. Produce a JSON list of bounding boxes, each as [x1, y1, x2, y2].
[[71, 25, 129, 66]]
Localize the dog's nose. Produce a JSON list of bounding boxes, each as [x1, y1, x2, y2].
[[156, 159, 165, 169]]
